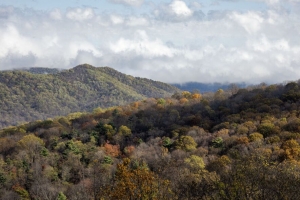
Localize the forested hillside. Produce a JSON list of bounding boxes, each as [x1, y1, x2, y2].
[[0, 64, 179, 128], [1, 81, 300, 199]]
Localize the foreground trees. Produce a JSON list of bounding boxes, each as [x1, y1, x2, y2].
[[99, 158, 174, 200], [2, 82, 300, 199]]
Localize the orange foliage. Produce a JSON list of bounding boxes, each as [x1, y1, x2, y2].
[[104, 143, 121, 157], [131, 102, 140, 109], [192, 93, 202, 99], [166, 98, 174, 105], [179, 98, 188, 104], [236, 136, 249, 145], [124, 145, 135, 157]]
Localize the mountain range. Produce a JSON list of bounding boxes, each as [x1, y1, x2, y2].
[[172, 82, 247, 93], [0, 64, 179, 128]]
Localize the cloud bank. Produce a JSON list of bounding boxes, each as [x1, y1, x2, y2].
[[0, 1, 300, 84]]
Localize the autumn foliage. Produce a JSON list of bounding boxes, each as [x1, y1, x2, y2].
[[2, 81, 300, 199]]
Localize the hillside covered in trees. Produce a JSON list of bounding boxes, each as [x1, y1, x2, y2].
[[1, 81, 300, 199], [0, 64, 179, 128]]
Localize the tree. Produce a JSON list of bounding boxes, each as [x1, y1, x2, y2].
[[184, 155, 205, 172], [249, 132, 263, 142], [214, 89, 225, 101], [175, 136, 197, 151], [118, 125, 131, 137], [101, 158, 174, 200], [211, 137, 223, 148], [17, 134, 45, 164], [257, 122, 279, 137], [282, 139, 300, 160], [182, 91, 191, 98]]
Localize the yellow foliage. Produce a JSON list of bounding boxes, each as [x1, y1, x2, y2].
[[175, 136, 197, 152], [118, 125, 132, 137], [249, 132, 264, 142], [181, 91, 191, 98], [184, 155, 205, 172], [18, 134, 45, 150]]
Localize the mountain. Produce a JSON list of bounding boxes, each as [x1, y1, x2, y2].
[[1, 81, 300, 199], [22, 67, 62, 74], [0, 64, 179, 128], [172, 82, 247, 93]]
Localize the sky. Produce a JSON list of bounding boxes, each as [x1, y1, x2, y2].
[[0, 0, 300, 84]]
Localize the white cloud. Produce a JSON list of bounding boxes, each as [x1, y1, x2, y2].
[[169, 0, 193, 17], [66, 8, 94, 21], [1, 3, 300, 84], [248, 35, 290, 52], [153, 0, 194, 22], [126, 17, 148, 26], [109, 0, 144, 7], [0, 24, 40, 57], [110, 30, 176, 58], [110, 15, 124, 24], [230, 11, 264, 34], [50, 9, 62, 20]]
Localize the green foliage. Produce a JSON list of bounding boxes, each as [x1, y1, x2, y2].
[[162, 137, 172, 147], [257, 122, 278, 137], [65, 140, 84, 155], [57, 192, 67, 200], [40, 147, 49, 156], [157, 98, 166, 105], [103, 156, 113, 164], [212, 137, 224, 148]]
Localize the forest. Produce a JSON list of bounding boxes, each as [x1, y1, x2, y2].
[[0, 64, 178, 128], [1, 80, 300, 199]]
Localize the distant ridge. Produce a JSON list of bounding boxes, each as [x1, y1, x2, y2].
[[172, 82, 247, 93], [0, 64, 179, 128]]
